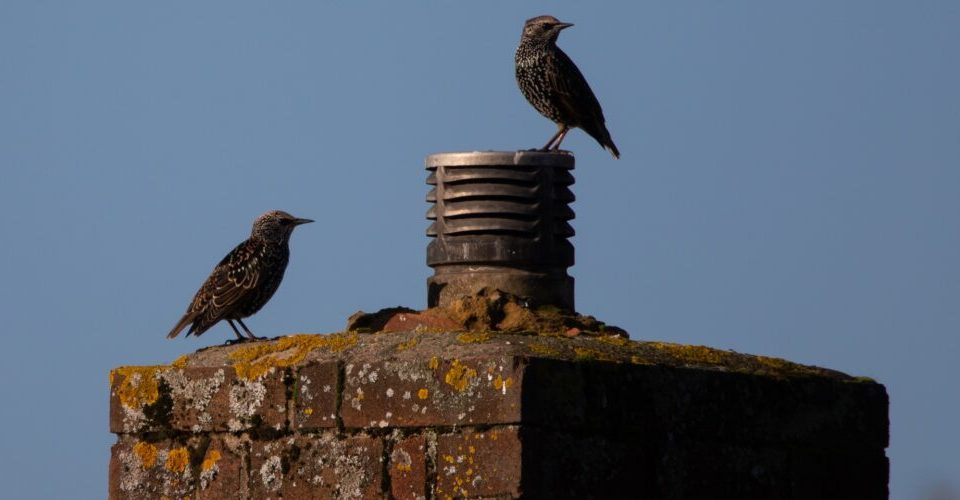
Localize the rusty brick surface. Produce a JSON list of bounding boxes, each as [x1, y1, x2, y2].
[[109, 435, 247, 499], [340, 355, 523, 429], [389, 434, 428, 500], [435, 427, 522, 498], [110, 330, 889, 497], [110, 365, 288, 434], [293, 361, 339, 429], [249, 433, 384, 499], [380, 309, 461, 333]]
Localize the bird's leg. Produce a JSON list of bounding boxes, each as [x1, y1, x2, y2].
[[227, 320, 246, 341], [542, 124, 567, 151], [236, 319, 261, 340], [550, 126, 571, 151]]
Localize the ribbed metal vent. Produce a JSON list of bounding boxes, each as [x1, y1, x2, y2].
[[425, 151, 576, 310]]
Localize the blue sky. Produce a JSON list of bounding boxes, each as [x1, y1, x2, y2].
[[1, 1, 957, 497]]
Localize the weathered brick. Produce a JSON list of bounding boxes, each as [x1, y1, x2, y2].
[[195, 436, 249, 499], [110, 365, 288, 434], [110, 331, 890, 497], [293, 361, 339, 429], [519, 427, 656, 498], [109, 435, 246, 499], [340, 356, 522, 428], [389, 434, 427, 500], [249, 433, 384, 499], [435, 427, 521, 498]]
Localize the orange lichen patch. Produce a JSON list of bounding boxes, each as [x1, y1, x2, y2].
[[492, 374, 514, 392], [456, 331, 492, 343], [428, 356, 440, 370], [165, 447, 190, 473], [170, 355, 189, 369], [133, 441, 158, 469], [444, 359, 477, 392], [417, 388, 429, 400], [640, 341, 846, 378], [395, 337, 419, 351], [648, 342, 730, 365], [528, 342, 561, 357], [229, 332, 358, 380], [201, 449, 222, 472], [573, 347, 620, 362], [111, 366, 165, 408], [630, 355, 654, 366], [595, 335, 630, 347], [395, 462, 412, 472]]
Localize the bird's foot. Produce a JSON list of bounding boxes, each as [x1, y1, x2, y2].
[[223, 336, 262, 346]]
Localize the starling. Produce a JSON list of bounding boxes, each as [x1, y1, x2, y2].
[[167, 210, 313, 341], [515, 15, 620, 159]]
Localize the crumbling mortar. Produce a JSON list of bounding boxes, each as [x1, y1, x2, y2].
[[424, 429, 439, 500], [282, 367, 295, 434], [335, 359, 346, 433], [381, 430, 396, 497]]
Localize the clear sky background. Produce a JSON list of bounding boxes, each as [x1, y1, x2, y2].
[[1, 1, 957, 498]]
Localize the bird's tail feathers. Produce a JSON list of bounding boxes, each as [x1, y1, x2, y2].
[[605, 142, 620, 159], [167, 312, 196, 339]]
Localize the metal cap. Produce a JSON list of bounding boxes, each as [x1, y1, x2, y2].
[[426, 151, 575, 310]]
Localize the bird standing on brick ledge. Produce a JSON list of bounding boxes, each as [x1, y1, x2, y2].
[[167, 210, 313, 341], [515, 15, 620, 159]]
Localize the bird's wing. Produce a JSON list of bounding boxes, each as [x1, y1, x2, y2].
[[208, 239, 263, 310], [548, 48, 606, 124], [182, 239, 263, 335]]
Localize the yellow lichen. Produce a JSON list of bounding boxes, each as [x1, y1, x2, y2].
[[630, 355, 654, 365], [165, 447, 190, 473], [528, 342, 561, 357], [573, 347, 619, 362], [111, 366, 165, 408], [456, 331, 492, 343], [595, 335, 630, 347], [417, 388, 429, 400], [201, 449, 221, 472], [492, 374, 514, 392], [229, 332, 358, 380], [133, 441, 158, 469], [444, 359, 477, 392], [649, 342, 729, 365], [303, 407, 314, 416], [395, 338, 419, 351], [170, 355, 189, 369], [395, 462, 412, 472], [428, 356, 440, 370]]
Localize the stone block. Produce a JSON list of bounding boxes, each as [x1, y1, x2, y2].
[[292, 361, 339, 429], [109, 435, 247, 499], [340, 355, 522, 429], [389, 434, 428, 500], [249, 433, 383, 499], [435, 427, 522, 498]]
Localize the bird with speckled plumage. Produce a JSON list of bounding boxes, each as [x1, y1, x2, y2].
[[515, 15, 620, 159], [167, 210, 313, 341]]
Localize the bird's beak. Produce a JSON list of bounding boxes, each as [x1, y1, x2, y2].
[[557, 22, 574, 30], [293, 218, 314, 225]]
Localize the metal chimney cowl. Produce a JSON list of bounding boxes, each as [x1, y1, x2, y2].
[[426, 151, 575, 311]]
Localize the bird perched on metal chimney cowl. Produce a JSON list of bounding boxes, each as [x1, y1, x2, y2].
[[515, 15, 620, 159], [167, 210, 313, 341]]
